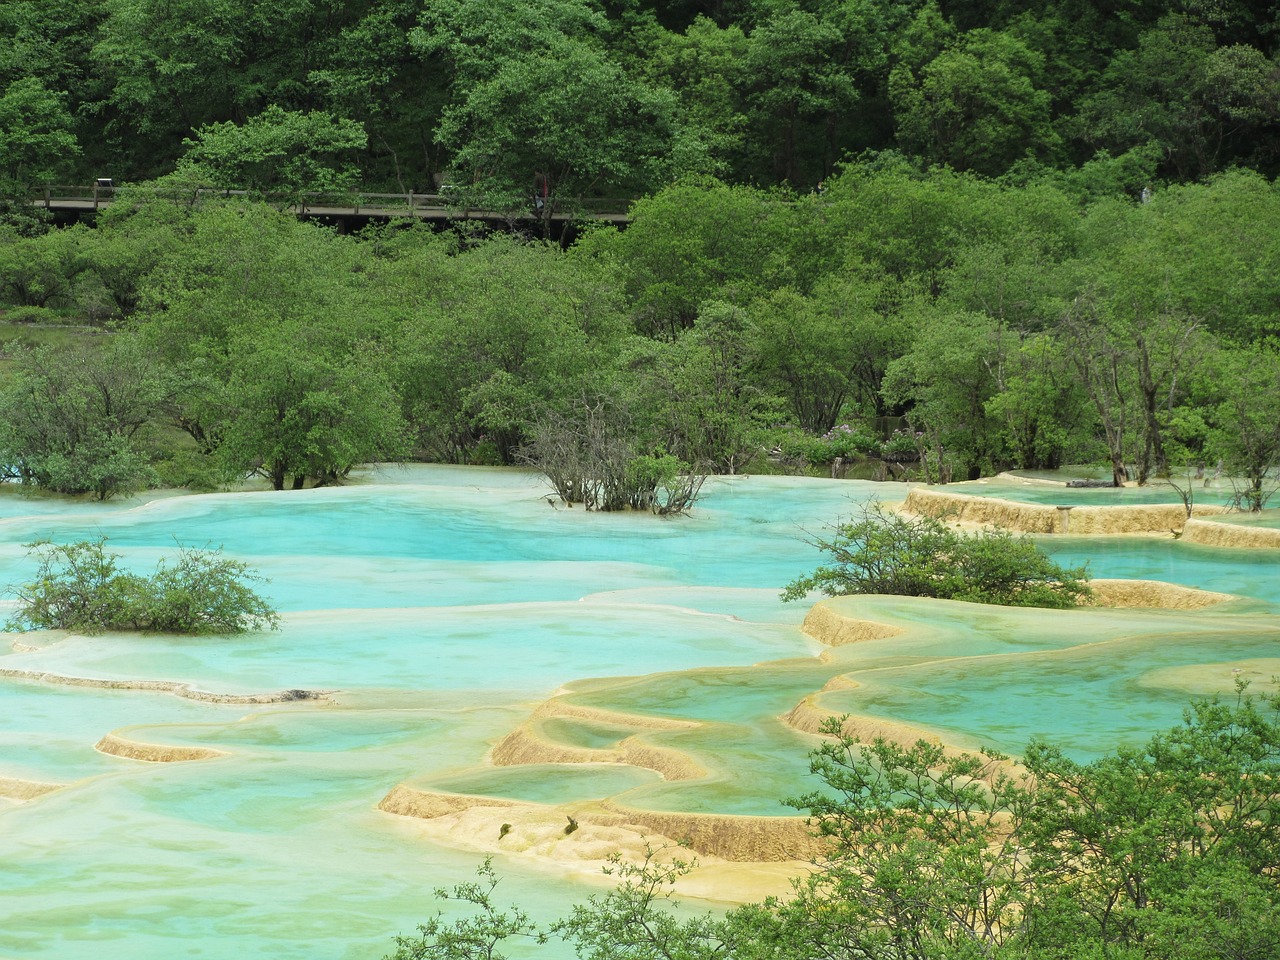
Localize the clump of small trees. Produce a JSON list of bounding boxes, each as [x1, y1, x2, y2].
[[782, 504, 1091, 608], [524, 399, 706, 515], [7, 538, 279, 634]]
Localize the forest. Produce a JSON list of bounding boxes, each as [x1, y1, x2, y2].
[[0, 0, 1278, 504]]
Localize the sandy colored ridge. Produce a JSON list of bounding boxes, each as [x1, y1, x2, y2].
[[0, 776, 64, 802], [490, 727, 707, 781], [490, 698, 706, 780], [1087, 578, 1235, 609], [1181, 518, 1280, 549], [784, 694, 943, 747], [0, 667, 331, 704], [95, 733, 228, 763], [378, 784, 825, 864], [903, 486, 1225, 535], [801, 603, 903, 647]]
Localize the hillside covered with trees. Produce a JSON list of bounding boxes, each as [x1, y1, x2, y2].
[[2, 167, 1279, 505], [4, 0, 1280, 202], [1, 0, 1279, 505]]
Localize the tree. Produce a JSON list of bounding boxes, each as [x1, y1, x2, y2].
[[984, 332, 1096, 471], [1079, 14, 1280, 181], [633, 16, 752, 178], [586, 178, 797, 338], [743, 10, 860, 185], [172, 106, 368, 203], [1021, 686, 1280, 957], [1058, 197, 1213, 485], [381, 687, 1280, 960], [8, 538, 279, 635], [1204, 343, 1280, 511], [214, 328, 407, 490], [881, 308, 1011, 481], [0, 76, 79, 231], [391, 235, 624, 464], [524, 396, 705, 514], [890, 29, 1059, 176], [0, 223, 87, 306], [748, 274, 907, 431], [414, 0, 680, 228], [780, 725, 1034, 960], [782, 504, 1091, 608], [0, 339, 164, 499], [623, 301, 775, 475]]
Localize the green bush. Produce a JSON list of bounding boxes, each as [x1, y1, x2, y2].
[[815, 424, 879, 461], [782, 504, 1091, 608], [7, 538, 280, 634]]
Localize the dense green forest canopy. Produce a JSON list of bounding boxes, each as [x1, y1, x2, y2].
[[2, 165, 1280, 501], [1, 0, 1280, 504], [3, 0, 1280, 201]]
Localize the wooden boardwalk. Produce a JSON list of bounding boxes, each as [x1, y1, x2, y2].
[[31, 185, 631, 225]]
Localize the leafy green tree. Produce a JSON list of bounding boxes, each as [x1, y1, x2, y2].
[[743, 10, 860, 185], [133, 200, 391, 475], [1022, 687, 1280, 957], [633, 16, 752, 177], [386, 859, 541, 960], [7, 538, 279, 634], [0, 339, 163, 499], [414, 0, 680, 226], [1079, 14, 1280, 181], [625, 300, 775, 475], [587, 178, 797, 338], [391, 235, 624, 464], [308, 0, 449, 193], [1204, 343, 1280, 511], [0, 75, 80, 230], [381, 686, 1280, 960], [882, 308, 1011, 481], [890, 28, 1059, 176], [215, 327, 407, 490], [984, 332, 1097, 470], [782, 504, 1091, 608], [0, 223, 87, 306], [1058, 195, 1215, 485], [780, 724, 1034, 960], [171, 106, 368, 202], [748, 274, 906, 431]]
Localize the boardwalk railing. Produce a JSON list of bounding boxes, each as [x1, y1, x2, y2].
[[32, 184, 633, 222]]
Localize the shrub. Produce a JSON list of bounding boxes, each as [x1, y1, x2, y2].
[[7, 538, 280, 634], [815, 424, 879, 461], [782, 504, 1091, 608]]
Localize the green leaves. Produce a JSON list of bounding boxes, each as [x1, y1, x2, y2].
[[782, 504, 1091, 608], [7, 538, 279, 634], [174, 106, 368, 202]]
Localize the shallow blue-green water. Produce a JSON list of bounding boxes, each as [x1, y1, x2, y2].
[[0, 465, 1277, 960]]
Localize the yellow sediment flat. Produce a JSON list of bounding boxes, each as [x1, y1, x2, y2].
[[490, 704, 707, 781], [801, 603, 903, 645], [1088, 578, 1235, 609], [380, 785, 811, 901], [783, 694, 944, 746], [526, 698, 700, 730], [95, 733, 228, 763], [379, 784, 824, 867], [902, 487, 1227, 535], [1138, 659, 1280, 696], [0, 667, 329, 703], [1181, 518, 1280, 548], [0, 777, 64, 802]]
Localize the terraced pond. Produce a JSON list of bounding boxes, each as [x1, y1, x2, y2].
[[1, 466, 1276, 959]]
